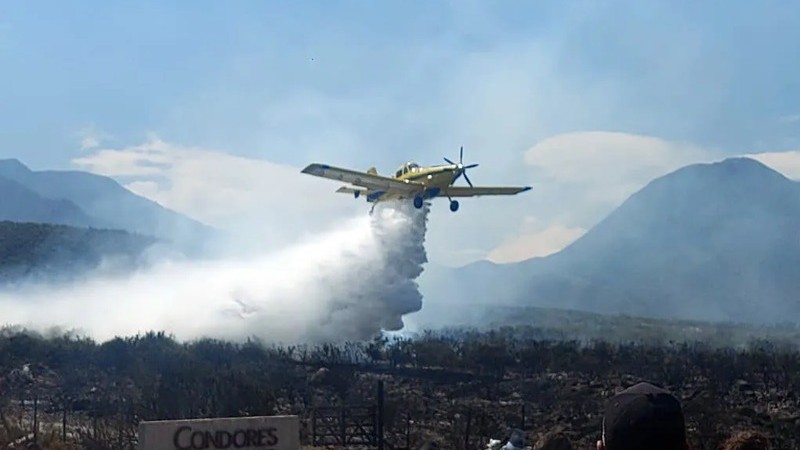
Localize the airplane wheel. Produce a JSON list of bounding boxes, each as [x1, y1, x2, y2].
[[413, 196, 424, 209], [450, 200, 459, 212]]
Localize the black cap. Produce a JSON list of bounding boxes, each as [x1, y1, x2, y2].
[[602, 382, 686, 450]]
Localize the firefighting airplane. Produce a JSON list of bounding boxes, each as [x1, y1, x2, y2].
[[301, 146, 531, 213]]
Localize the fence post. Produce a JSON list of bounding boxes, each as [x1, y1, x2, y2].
[[118, 408, 124, 449], [377, 380, 385, 450], [405, 412, 411, 450], [479, 412, 486, 449], [340, 405, 346, 446], [33, 395, 39, 445], [464, 408, 472, 450], [62, 403, 67, 442], [311, 408, 317, 446]]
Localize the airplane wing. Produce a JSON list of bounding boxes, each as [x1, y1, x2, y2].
[[302, 163, 423, 193], [442, 186, 532, 197]]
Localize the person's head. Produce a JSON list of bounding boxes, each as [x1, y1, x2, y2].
[[536, 431, 573, 450], [504, 428, 526, 450], [720, 431, 771, 450], [597, 382, 689, 450]]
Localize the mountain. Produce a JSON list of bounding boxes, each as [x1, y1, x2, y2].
[[0, 175, 102, 227], [0, 159, 213, 251], [0, 221, 157, 284], [420, 157, 800, 325]]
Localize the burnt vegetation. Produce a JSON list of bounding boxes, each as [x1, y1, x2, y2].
[[0, 323, 799, 450]]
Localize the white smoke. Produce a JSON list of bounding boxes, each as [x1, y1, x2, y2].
[[0, 200, 430, 344]]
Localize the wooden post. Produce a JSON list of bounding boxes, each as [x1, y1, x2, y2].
[[405, 412, 411, 450], [476, 412, 482, 449], [118, 408, 123, 448], [33, 395, 39, 445], [464, 408, 472, 450], [340, 405, 346, 446], [311, 408, 317, 446], [62, 404, 67, 442], [377, 380, 385, 450]]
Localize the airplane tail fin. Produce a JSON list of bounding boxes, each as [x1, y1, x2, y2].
[[367, 167, 378, 175]]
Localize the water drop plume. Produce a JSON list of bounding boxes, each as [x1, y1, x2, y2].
[[0, 200, 431, 344]]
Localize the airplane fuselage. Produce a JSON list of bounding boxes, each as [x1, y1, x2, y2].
[[368, 163, 462, 203], [396, 165, 460, 189]]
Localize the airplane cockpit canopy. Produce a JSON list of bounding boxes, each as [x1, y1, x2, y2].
[[395, 162, 420, 177]]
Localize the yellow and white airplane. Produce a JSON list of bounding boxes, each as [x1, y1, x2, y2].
[[301, 147, 531, 213]]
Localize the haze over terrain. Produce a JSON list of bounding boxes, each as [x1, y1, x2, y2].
[[415, 157, 800, 327], [2, 2, 800, 341], [0, 158, 212, 253]]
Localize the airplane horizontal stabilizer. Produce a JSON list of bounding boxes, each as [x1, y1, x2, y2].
[[336, 186, 367, 194]]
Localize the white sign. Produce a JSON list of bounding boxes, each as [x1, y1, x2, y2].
[[138, 415, 300, 450]]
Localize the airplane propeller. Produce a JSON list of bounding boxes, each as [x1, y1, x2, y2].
[[444, 146, 479, 187]]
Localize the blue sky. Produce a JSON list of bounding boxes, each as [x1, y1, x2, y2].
[[3, 1, 800, 265]]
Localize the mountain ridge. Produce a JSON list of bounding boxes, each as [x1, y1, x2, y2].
[[0, 174, 105, 228], [0, 158, 214, 252], [420, 157, 800, 326]]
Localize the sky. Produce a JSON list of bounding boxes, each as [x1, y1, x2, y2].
[[2, 1, 800, 266]]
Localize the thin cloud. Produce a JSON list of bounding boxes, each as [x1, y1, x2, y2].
[[745, 150, 800, 180], [778, 114, 800, 124], [70, 132, 800, 267], [71, 136, 362, 252], [488, 222, 585, 264], [484, 132, 800, 264], [480, 131, 718, 264], [76, 125, 111, 151]]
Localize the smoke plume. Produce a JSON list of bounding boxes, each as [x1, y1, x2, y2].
[[0, 200, 430, 344]]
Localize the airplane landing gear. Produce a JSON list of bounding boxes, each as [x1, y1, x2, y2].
[[449, 200, 459, 212]]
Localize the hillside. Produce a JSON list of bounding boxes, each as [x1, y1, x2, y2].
[[0, 159, 213, 251], [0, 221, 157, 284], [419, 157, 800, 325], [0, 175, 103, 228]]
